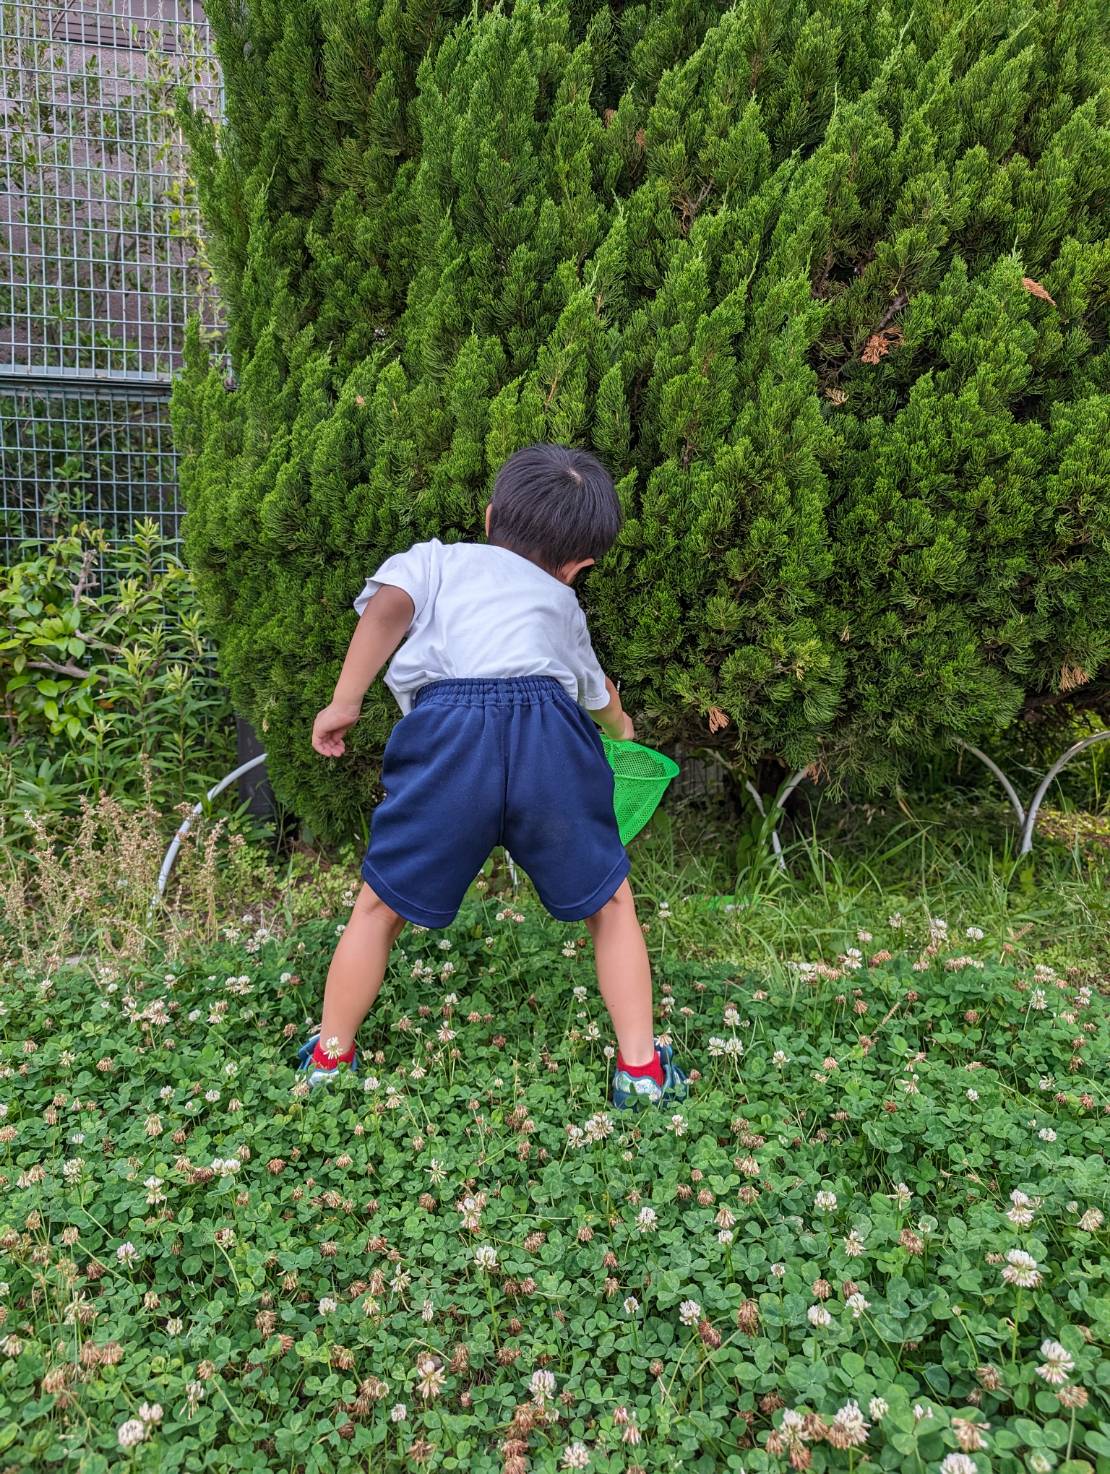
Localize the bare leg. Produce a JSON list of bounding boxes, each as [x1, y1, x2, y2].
[[316, 883, 406, 1054], [585, 878, 656, 1066]]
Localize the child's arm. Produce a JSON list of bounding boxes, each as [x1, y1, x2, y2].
[[312, 586, 415, 757], [592, 675, 635, 742]]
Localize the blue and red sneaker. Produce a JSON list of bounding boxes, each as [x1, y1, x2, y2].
[[611, 1040, 689, 1111], [295, 1032, 359, 1088]]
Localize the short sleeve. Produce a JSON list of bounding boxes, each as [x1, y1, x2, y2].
[[573, 608, 610, 710], [353, 542, 431, 622]]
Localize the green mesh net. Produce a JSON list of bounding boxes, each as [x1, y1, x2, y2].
[[601, 736, 680, 845]]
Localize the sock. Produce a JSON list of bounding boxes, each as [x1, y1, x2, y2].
[[616, 1047, 664, 1086], [311, 1038, 356, 1070]]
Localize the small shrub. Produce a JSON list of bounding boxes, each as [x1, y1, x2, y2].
[[1, 521, 235, 848]]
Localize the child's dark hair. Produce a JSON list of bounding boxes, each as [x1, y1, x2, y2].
[[488, 443, 622, 573]]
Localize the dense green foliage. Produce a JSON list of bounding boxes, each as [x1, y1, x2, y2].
[[175, 0, 1110, 842], [3, 901, 1108, 1471], [0, 524, 234, 847]]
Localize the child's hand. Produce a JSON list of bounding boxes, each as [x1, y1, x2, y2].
[[312, 700, 362, 757], [616, 711, 635, 741]]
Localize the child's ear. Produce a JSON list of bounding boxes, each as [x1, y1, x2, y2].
[[560, 556, 595, 584], [484, 504, 493, 537]]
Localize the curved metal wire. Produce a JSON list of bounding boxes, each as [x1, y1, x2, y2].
[[151, 752, 268, 910], [744, 769, 809, 871], [1019, 730, 1110, 856], [957, 733, 1110, 856]]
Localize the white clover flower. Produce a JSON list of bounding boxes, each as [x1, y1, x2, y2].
[[318, 1296, 337, 1315], [1038, 1127, 1057, 1143], [1078, 1207, 1104, 1232], [966, 926, 984, 940], [390, 1403, 407, 1422], [770, 1263, 786, 1278], [530, 1368, 556, 1404], [474, 1245, 498, 1270], [623, 1296, 639, 1315], [1001, 1249, 1041, 1288], [891, 1182, 912, 1209], [116, 1242, 139, 1266], [1035, 1339, 1075, 1385], [669, 1115, 686, 1136], [846, 1292, 870, 1319], [888, 912, 904, 928], [967, 1088, 979, 1101], [1028, 1455, 1053, 1474], [561, 1441, 590, 1470], [939, 1457, 978, 1474], [139, 1403, 163, 1424], [1006, 1189, 1039, 1228], [678, 1300, 701, 1326], [718, 1229, 734, 1245], [869, 1396, 888, 1420], [117, 1420, 147, 1447], [772, 1049, 789, 1067], [636, 1206, 657, 1233], [843, 1229, 866, 1257], [807, 1305, 832, 1327], [832, 1400, 869, 1446], [723, 1004, 741, 1027], [914, 1403, 932, 1421], [814, 1189, 837, 1211]]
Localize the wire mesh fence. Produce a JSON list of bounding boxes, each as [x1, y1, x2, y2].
[[0, 0, 221, 570]]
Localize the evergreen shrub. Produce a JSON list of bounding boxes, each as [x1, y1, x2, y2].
[[174, 0, 1110, 841]]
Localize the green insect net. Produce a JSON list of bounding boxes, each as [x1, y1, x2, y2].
[[601, 736, 680, 845]]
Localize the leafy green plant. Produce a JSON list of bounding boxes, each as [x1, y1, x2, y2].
[[176, 0, 1110, 843], [1, 900, 1106, 1471], [1, 521, 235, 842]]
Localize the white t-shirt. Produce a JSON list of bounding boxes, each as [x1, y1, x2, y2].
[[354, 539, 611, 716]]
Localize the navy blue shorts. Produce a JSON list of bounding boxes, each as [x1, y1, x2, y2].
[[360, 677, 630, 928]]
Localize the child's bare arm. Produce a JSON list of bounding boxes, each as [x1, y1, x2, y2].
[[312, 586, 415, 757], [592, 675, 634, 741]]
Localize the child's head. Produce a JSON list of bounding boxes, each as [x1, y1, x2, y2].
[[486, 443, 622, 580]]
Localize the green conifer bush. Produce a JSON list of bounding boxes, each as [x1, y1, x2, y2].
[[174, 0, 1110, 840]]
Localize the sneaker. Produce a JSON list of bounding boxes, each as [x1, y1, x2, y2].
[[295, 1032, 359, 1088], [611, 1040, 689, 1111]]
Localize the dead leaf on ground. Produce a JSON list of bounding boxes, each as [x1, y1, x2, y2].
[[861, 326, 904, 364], [1022, 276, 1056, 306], [707, 706, 730, 734]]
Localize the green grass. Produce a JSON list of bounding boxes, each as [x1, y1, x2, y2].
[[2, 846, 1108, 1473], [628, 793, 1110, 979]]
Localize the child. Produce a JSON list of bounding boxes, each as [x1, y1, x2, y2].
[[297, 443, 688, 1110]]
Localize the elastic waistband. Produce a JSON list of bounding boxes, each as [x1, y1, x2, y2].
[[413, 677, 567, 708]]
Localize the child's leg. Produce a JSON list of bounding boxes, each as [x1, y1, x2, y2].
[[585, 878, 656, 1066], [317, 883, 406, 1054]]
